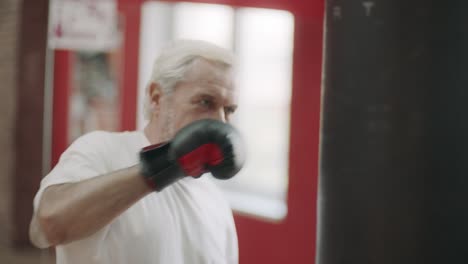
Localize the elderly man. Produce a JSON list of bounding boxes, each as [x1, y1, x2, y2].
[[29, 39, 244, 264]]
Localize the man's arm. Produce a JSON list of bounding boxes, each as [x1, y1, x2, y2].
[[30, 119, 245, 248], [29, 165, 152, 248]]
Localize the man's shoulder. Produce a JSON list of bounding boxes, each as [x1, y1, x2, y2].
[[71, 130, 139, 146], [63, 130, 142, 159], [58, 130, 144, 171]]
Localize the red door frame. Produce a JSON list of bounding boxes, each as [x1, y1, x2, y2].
[[51, 0, 324, 262]]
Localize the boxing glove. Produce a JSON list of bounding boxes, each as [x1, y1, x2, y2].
[[139, 119, 245, 191]]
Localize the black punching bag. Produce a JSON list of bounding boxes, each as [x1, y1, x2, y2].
[[317, 1, 468, 264]]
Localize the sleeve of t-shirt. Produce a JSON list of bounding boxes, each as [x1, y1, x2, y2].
[[33, 131, 112, 213]]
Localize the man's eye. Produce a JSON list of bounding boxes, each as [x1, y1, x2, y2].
[[199, 99, 213, 108], [224, 106, 237, 115], [224, 107, 235, 115]]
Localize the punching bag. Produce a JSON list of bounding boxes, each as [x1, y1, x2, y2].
[[317, 1, 468, 264]]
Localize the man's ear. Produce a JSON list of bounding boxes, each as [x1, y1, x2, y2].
[[148, 82, 162, 111]]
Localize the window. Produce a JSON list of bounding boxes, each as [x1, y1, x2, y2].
[[173, 3, 234, 49], [139, 1, 294, 220]]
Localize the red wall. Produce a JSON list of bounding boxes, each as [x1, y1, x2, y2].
[[53, 0, 324, 262]]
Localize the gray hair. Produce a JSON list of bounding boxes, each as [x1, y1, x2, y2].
[[144, 39, 235, 120]]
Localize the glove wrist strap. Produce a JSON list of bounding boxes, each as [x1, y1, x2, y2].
[[139, 142, 185, 191]]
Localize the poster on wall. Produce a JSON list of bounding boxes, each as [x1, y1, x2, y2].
[[68, 51, 121, 143], [48, 0, 123, 143], [48, 0, 121, 51]]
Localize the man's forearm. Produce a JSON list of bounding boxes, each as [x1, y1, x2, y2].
[[31, 165, 152, 247]]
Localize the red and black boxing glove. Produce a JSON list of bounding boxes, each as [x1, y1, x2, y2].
[[139, 119, 245, 191]]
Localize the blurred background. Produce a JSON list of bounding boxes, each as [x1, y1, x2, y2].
[[0, 0, 323, 263]]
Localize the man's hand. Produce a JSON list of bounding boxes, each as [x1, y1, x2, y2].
[[140, 119, 245, 191]]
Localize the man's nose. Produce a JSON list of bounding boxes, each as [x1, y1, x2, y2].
[[209, 108, 226, 123]]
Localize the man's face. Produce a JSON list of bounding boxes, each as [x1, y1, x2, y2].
[[154, 59, 237, 142]]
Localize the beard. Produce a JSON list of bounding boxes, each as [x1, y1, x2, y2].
[[161, 104, 176, 142]]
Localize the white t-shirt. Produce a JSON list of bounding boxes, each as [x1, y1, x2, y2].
[[33, 131, 238, 264]]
